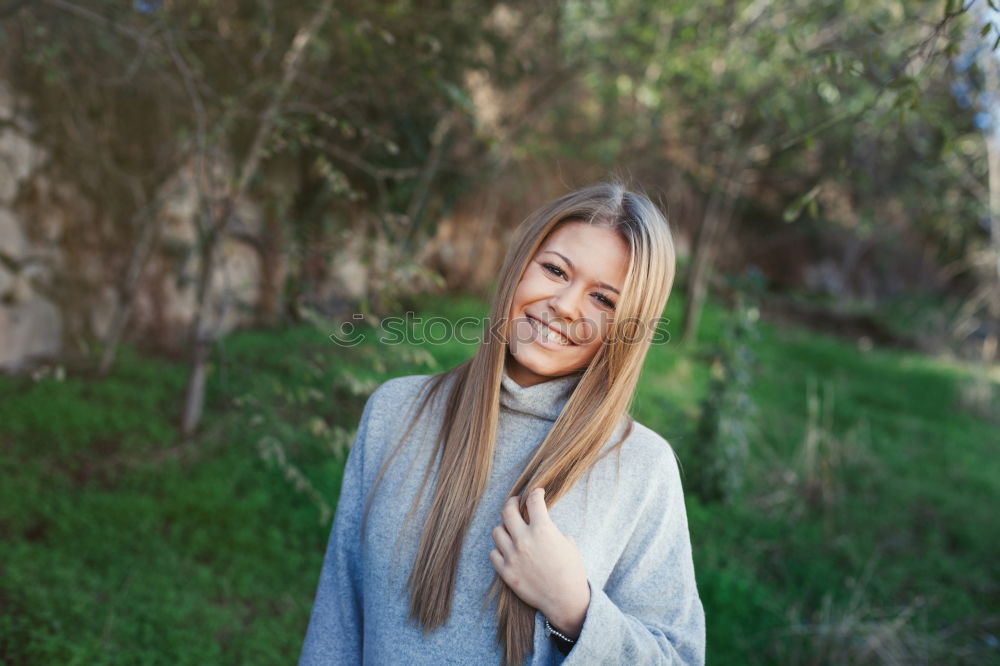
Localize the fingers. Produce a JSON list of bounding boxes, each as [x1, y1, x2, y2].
[[489, 548, 521, 591], [489, 547, 504, 573], [492, 523, 514, 556], [501, 495, 528, 539], [525, 487, 550, 527]]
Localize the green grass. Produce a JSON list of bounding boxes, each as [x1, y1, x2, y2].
[[1, 293, 998, 664]]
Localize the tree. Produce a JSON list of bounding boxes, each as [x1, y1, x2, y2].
[[512, 0, 985, 341]]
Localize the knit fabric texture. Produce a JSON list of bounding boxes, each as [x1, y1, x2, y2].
[[298, 367, 706, 665]]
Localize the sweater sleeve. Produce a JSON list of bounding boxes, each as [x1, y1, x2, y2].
[[562, 444, 706, 665], [298, 388, 379, 666]]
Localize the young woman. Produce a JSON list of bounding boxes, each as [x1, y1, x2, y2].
[[299, 183, 705, 665]]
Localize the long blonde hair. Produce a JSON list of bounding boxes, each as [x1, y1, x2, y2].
[[361, 181, 676, 665]]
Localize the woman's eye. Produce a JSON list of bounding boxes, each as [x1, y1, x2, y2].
[[594, 293, 616, 309], [542, 263, 566, 278]]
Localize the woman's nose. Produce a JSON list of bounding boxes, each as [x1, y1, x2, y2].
[[547, 285, 580, 321]]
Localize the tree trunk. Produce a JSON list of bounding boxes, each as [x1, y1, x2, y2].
[[403, 112, 456, 251], [983, 50, 1000, 298], [181, 223, 219, 437], [681, 191, 722, 344], [975, 50, 999, 407], [98, 203, 161, 376], [178, 0, 335, 436], [681, 149, 747, 344]]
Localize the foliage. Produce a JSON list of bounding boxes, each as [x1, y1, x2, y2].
[[4, 0, 538, 320], [2, 293, 998, 664], [520, 0, 995, 316], [6, 0, 995, 321], [689, 274, 761, 503]]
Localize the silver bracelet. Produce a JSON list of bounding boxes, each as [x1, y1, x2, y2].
[[545, 618, 576, 644]]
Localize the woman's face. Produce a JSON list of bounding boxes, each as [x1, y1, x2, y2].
[[506, 221, 629, 387]]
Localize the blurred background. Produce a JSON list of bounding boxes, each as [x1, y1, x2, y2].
[[1, 0, 999, 663]]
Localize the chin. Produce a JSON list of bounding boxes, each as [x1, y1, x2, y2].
[[510, 347, 585, 378]]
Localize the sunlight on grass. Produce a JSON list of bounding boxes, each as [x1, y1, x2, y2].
[[1, 294, 998, 664]]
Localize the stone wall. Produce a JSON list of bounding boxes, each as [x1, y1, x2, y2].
[[0, 81, 59, 369], [0, 80, 270, 371], [0, 73, 445, 372]]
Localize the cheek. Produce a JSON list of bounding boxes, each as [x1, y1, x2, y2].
[[515, 269, 553, 301], [577, 335, 604, 359], [566, 317, 606, 360], [511, 317, 534, 345], [568, 309, 612, 346], [509, 277, 536, 312]]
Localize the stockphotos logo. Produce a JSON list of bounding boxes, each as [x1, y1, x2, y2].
[[328, 312, 671, 348]]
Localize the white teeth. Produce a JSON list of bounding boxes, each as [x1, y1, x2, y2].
[[529, 317, 571, 346]]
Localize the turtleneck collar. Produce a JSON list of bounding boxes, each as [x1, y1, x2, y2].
[[499, 364, 583, 422]]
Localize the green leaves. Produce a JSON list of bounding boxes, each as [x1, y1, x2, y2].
[[887, 75, 918, 91], [783, 185, 822, 223], [943, 0, 965, 17]]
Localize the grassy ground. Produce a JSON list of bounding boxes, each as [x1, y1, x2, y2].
[[1, 292, 998, 665]]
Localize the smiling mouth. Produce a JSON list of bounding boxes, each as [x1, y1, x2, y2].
[[527, 315, 574, 346]]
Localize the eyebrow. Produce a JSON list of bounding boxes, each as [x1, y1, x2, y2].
[[541, 250, 621, 295]]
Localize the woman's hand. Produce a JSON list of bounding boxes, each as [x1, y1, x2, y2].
[[489, 488, 591, 638]]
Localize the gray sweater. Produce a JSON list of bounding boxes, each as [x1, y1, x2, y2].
[[298, 367, 706, 665]]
